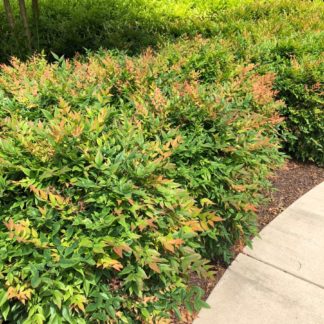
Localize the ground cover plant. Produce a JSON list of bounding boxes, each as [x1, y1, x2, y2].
[[0, 0, 323, 322]]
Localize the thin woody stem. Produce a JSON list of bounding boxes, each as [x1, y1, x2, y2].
[[18, 0, 32, 52], [3, 0, 15, 32]]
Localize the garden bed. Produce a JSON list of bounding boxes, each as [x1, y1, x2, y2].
[[0, 0, 323, 322], [182, 160, 324, 323]]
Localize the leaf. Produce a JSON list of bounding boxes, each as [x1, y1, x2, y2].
[[211, 215, 223, 222], [70, 294, 87, 312], [96, 257, 123, 271], [160, 238, 184, 252], [199, 300, 210, 309], [200, 198, 215, 206], [59, 258, 80, 269], [113, 247, 123, 258], [1, 302, 10, 320], [62, 306, 73, 323], [148, 263, 161, 273], [161, 241, 174, 253], [243, 204, 257, 212], [85, 303, 98, 312], [113, 244, 131, 258], [41, 109, 53, 121], [33, 313, 46, 324], [79, 238, 93, 248], [0, 289, 8, 307], [31, 274, 41, 288], [231, 184, 246, 192], [95, 150, 104, 166], [53, 290, 63, 309], [140, 308, 150, 318], [183, 220, 203, 232], [107, 305, 116, 319]]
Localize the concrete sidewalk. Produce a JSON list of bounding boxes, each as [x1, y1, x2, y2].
[[194, 181, 324, 324]]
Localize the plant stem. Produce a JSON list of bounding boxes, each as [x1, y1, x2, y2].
[[3, 0, 15, 32], [18, 0, 32, 52], [32, 0, 40, 49]]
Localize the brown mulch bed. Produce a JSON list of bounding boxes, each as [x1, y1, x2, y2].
[[177, 160, 324, 323], [257, 160, 324, 229]]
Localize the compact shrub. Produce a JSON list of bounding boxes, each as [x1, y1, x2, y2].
[[1, 1, 323, 164], [273, 55, 324, 165], [211, 0, 324, 165], [3, 0, 322, 165], [0, 39, 284, 322]]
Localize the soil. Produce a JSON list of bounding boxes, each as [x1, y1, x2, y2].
[[177, 160, 324, 323], [257, 160, 324, 229]]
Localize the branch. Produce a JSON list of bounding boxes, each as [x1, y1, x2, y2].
[[18, 0, 32, 51], [3, 0, 15, 32]]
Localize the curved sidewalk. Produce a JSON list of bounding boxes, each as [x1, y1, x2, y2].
[[194, 181, 324, 324]]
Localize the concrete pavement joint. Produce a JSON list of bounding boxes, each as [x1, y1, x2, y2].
[[242, 251, 324, 291]]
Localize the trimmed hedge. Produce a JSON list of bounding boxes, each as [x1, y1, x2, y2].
[[0, 40, 284, 322]]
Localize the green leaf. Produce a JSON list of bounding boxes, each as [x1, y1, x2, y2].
[[59, 258, 80, 269], [31, 275, 42, 288], [107, 305, 116, 319], [79, 237, 92, 248], [53, 291, 63, 309], [41, 109, 53, 121], [95, 150, 104, 166], [33, 313, 46, 324], [0, 289, 8, 307], [85, 303, 98, 312], [1, 302, 10, 320], [140, 308, 150, 318]]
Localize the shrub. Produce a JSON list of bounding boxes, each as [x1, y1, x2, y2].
[[1, 1, 323, 164], [0, 40, 284, 322], [212, 0, 324, 164], [273, 55, 324, 165], [202, 0, 324, 165]]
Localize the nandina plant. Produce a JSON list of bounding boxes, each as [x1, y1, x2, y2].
[[0, 42, 284, 322]]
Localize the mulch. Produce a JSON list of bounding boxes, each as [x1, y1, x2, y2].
[[257, 160, 324, 229], [177, 160, 324, 323]]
